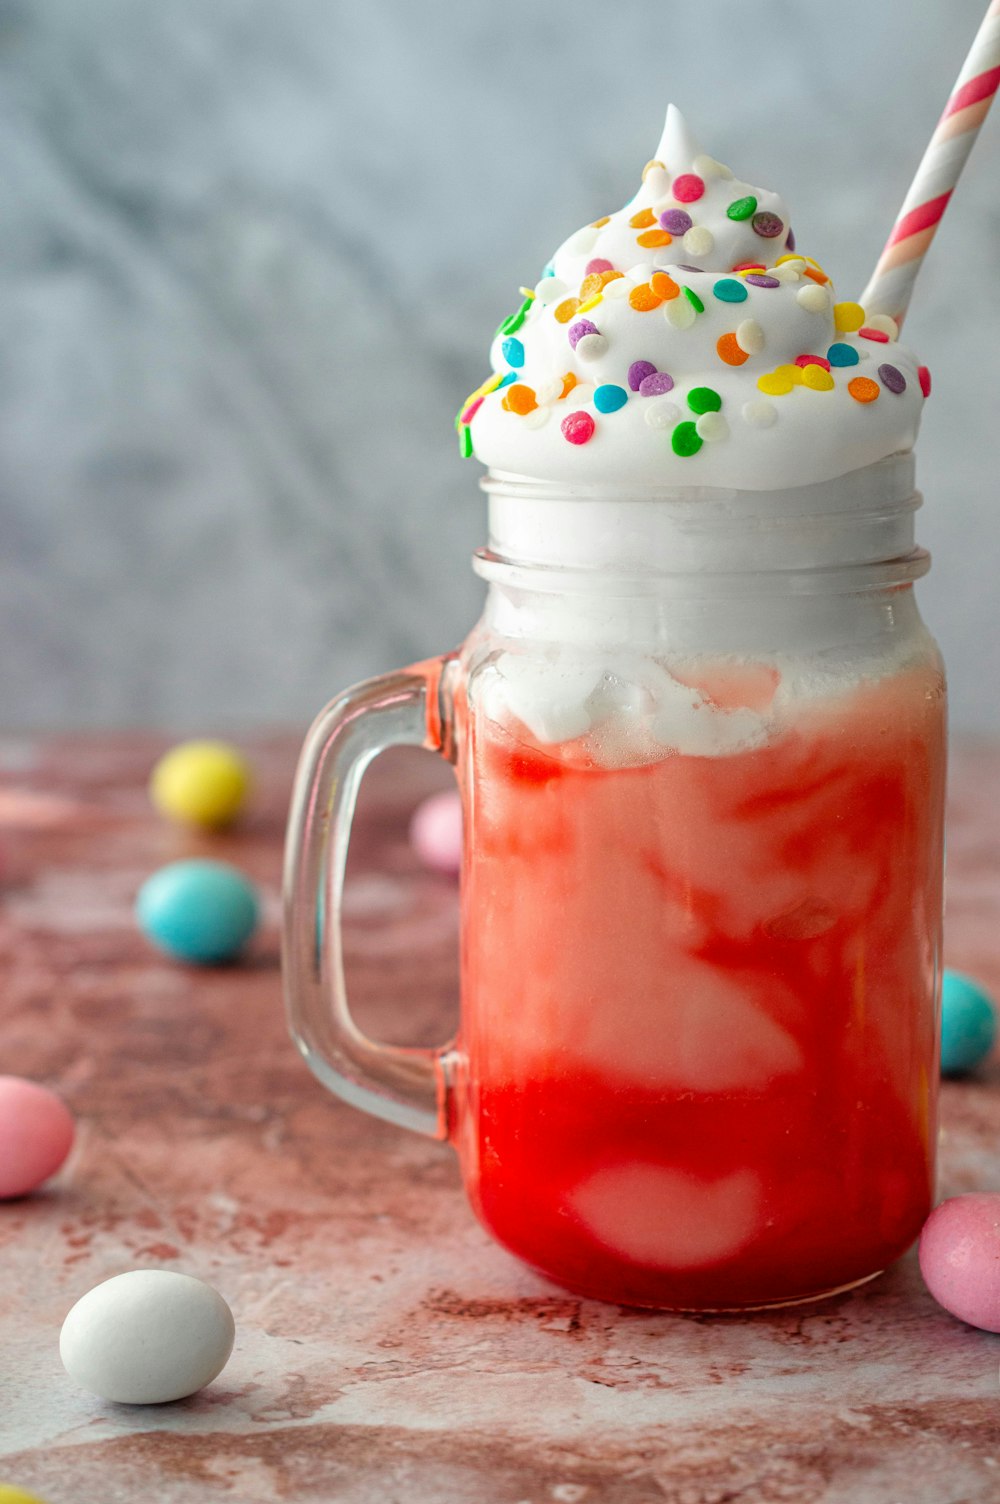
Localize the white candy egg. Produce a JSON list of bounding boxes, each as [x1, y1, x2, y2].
[[60, 1269, 235, 1404]]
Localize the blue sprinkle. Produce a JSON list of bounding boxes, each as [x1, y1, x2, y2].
[[542, 261, 556, 277], [942, 970, 997, 1075], [593, 383, 628, 414], [713, 278, 748, 304], [827, 342, 860, 367], [501, 337, 525, 368], [496, 371, 518, 390]]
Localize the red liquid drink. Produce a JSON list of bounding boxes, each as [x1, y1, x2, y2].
[[457, 657, 945, 1308]]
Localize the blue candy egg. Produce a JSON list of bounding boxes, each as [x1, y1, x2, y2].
[[941, 969, 997, 1075], [136, 860, 260, 965]]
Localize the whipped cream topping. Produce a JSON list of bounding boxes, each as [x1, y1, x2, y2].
[[459, 107, 929, 490]]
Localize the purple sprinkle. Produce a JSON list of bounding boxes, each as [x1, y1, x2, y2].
[[752, 211, 785, 239], [639, 371, 675, 397], [628, 359, 658, 392], [674, 264, 704, 273], [567, 319, 599, 349], [744, 274, 781, 289], [659, 208, 693, 236], [786, 225, 796, 252], [878, 362, 907, 394]]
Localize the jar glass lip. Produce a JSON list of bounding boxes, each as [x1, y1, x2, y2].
[[481, 453, 917, 510], [473, 546, 931, 597]]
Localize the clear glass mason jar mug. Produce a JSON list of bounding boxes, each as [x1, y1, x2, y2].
[[283, 454, 946, 1310]]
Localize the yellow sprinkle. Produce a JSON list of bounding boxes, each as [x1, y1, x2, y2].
[[576, 294, 603, 314], [775, 253, 802, 265], [518, 287, 536, 300], [773, 364, 805, 385], [642, 159, 665, 181], [591, 216, 611, 228], [757, 370, 796, 397], [801, 364, 835, 391], [834, 301, 865, 333]]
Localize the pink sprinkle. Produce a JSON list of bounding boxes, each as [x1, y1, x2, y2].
[[561, 410, 596, 446], [585, 258, 614, 276], [918, 365, 932, 398], [460, 396, 485, 424], [672, 173, 705, 204], [859, 327, 890, 343], [794, 354, 831, 372], [731, 260, 765, 271]]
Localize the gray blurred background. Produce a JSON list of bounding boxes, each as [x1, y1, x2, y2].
[[1, 0, 997, 733]]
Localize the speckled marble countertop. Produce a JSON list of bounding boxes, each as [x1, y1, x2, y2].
[[1, 735, 999, 1504]]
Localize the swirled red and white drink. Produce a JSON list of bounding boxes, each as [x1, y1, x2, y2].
[[452, 108, 944, 1308]]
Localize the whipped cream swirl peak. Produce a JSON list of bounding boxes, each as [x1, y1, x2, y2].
[[458, 107, 929, 491]]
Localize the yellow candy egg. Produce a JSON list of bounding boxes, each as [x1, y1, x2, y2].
[[150, 741, 251, 829]]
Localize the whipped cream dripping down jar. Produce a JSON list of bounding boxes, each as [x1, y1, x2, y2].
[[283, 109, 945, 1309]]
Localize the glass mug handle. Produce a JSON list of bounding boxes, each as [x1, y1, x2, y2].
[[282, 656, 457, 1140]]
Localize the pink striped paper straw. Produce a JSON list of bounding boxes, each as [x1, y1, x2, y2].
[[861, 0, 1000, 326]]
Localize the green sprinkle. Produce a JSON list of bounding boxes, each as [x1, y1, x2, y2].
[[687, 386, 722, 415], [682, 286, 704, 313], [459, 424, 474, 458], [672, 421, 703, 457], [498, 295, 534, 336], [727, 195, 758, 222]]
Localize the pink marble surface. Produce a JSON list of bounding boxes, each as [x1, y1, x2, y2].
[[1, 734, 1000, 1504]]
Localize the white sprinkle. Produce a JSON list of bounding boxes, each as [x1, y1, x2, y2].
[[683, 226, 715, 258], [535, 378, 564, 405], [772, 265, 802, 284], [866, 313, 899, 340], [743, 399, 778, 428], [574, 333, 608, 362], [602, 276, 631, 300], [735, 318, 765, 355], [644, 399, 681, 430], [522, 405, 551, 429], [665, 295, 696, 330], [779, 258, 808, 275], [696, 412, 729, 443], [694, 154, 733, 180], [644, 167, 671, 199], [563, 225, 601, 256], [797, 283, 831, 313], [534, 277, 568, 305], [570, 382, 595, 405]]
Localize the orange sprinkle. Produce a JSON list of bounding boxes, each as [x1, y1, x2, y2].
[[553, 298, 581, 324], [803, 265, 830, 285], [717, 332, 749, 367], [637, 229, 672, 249], [578, 273, 605, 300], [628, 283, 663, 312], [559, 372, 578, 400], [502, 383, 538, 415], [629, 208, 656, 229], [591, 215, 611, 228], [599, 269, 624, 286], [848, 376, 880, 405], [650, 271, 680, 301]]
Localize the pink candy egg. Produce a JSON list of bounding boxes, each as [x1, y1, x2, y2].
[[0, 1076, 75, 1199], [409, 790, 462, 876], [919, 1193, 1000, 1331]]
